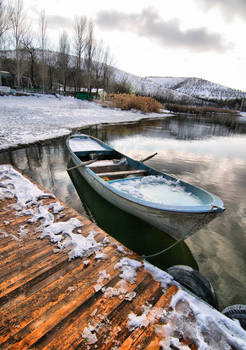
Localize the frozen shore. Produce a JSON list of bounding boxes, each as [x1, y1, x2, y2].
[[0, 94, 170, 151]]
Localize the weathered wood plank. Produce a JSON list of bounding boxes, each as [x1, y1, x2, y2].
[[0, 246, 120, 346], [0, 166, 243, 350], [97, 169, 148, 178], [117, 285, 178, 350], [36, 269, 150, 350]]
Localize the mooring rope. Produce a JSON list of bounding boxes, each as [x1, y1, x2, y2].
[[142, 211, 211, 259], [141, 236, 186, 258]]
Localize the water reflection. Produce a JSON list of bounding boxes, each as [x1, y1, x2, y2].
[[0, 113, 245, 309], [0, 140, 84, 213]]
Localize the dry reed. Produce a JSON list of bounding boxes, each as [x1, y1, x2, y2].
[[106, 94, 163, 113]]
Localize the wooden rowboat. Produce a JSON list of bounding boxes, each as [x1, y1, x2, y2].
[[66, 134, 225, 241]]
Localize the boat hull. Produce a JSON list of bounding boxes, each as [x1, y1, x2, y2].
[[74, 160, 217, 241]]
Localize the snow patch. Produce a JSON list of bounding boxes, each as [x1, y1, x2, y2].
[[94, 269, 111, 292], [18, 225, 29, 237], [103, 236, 110, 245], [69, 138, 106, 152], [144, 260, 173, 290], [161, 289, 246, 350], [126, 302, 159, 331], [114, 243, 127, 254], [0, 229, 8, 238], [102, 279, 132, 300], [0, 165, 53, 210], [127, 312, 149, 331], [0, 165, 103, 261], [95, 252, 107, 260], [144, 260, 246, 349], [110, 175, 203, 207], [82, 325, 98, 345], [114, 257, 142, 284]]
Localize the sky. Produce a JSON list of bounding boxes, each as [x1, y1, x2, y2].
[[22, 0, 246, 91]]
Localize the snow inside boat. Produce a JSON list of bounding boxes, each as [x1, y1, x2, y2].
[[66, 134, 225, 240]]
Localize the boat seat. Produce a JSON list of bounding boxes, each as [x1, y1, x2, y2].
[[97, 169, 148, 179], [88, 160, 131, 173]]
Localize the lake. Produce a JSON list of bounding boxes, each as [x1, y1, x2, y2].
[[1, 113, 245, 311]]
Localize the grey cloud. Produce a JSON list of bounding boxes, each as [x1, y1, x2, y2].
[[197, 0, 246, 20], [47, 15, 73, 30], [96, 8, 228, 52]]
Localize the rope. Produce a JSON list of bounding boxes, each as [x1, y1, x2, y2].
[[142, 236, 185, 258], [142, 211, 210, 259]]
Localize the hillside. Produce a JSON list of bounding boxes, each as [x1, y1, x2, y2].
[[112, 69, 246, 109], [112, 68, 206, 106], [148, 76, 246, 102]]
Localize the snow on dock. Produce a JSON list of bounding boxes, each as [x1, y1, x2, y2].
[[0, 164, 246, 349]]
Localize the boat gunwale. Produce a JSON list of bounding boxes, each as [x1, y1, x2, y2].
[[66, 134, 225, 214]]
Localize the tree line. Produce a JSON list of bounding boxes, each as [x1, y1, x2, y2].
[[0, 0, 114, 95]]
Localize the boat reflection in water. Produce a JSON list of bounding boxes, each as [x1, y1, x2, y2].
[[68, 161, 198, 271]]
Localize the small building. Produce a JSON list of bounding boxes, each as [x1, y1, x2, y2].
[[0, 70, 12, 86], [76, 91, 96, 101]]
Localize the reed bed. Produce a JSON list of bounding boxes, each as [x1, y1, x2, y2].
[[165, 103, 238, 115], [105, 94, 164, 113]]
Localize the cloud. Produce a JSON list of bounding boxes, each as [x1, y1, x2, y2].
[[96, 7, 228, 52], [196, 0, 246, 20], [47, 15, 73, 30]]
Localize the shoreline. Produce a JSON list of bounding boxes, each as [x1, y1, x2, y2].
[[0, 95, 172, 152], [1, 93, 245, 153], [0, 115, 169, 153]]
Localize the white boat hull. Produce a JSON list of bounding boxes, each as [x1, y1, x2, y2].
[[78, 165, 216, 240]]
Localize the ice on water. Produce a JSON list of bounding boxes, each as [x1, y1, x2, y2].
[[110, 175, 204, 206]]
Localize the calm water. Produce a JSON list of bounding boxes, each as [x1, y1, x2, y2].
[[1, 114, 246, 310]]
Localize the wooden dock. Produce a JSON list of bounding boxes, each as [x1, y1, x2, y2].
[[0, 165, 245, 349]]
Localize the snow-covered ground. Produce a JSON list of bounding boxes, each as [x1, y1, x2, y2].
[[0, 94, 170, 151]]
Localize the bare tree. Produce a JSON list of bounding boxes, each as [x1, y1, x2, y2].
[[46, 50, 57, 91], [0, 0, 13, 46], [73, 16, 86, 92], [102, 46, 114, 92], [84, 20, 96, 95], [58, 30, 70, 93], [11, 0, 27, 87], [21, 30, 37, 87], [92, 40, 105, 97], [39, 9, 47, 93]]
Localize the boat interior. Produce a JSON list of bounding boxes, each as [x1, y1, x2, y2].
[[78, 151, 150, 181]]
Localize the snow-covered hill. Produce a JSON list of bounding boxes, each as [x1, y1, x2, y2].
[[112, 69, 246, 108], [147, 76, 246, 102], [112, 68, 205, 105]]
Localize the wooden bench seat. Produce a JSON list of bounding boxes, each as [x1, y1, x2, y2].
[[97, 169, 148, 178]]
